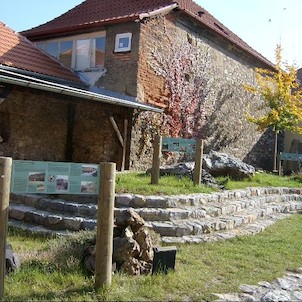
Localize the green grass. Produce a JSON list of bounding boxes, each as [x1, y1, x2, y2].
[[4, 214, 302, 301], [115, 171, 302, 195], [115, 172, 215, 195], [218, 171, 302, 190]]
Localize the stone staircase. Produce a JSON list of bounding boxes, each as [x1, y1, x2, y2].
[[8, 187, 302, 243]]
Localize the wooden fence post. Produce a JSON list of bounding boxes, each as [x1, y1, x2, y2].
[[151, 135, 162, 185], [0, 157, 12, 299], [193, 139, 203, 185], [95, 162, 116, 290]]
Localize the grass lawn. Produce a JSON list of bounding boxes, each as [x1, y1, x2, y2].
[[4, 214, 302, 301], [3, 172, 302, 301], [115, 171, 302, 195]]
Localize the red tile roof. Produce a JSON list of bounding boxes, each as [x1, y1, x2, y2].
[[0, 22, 82, 84], [22, 0, 275, 69]]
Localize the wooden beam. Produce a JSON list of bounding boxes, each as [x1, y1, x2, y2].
[[121, 119, 128, 171], [109, 116, 123, 147]]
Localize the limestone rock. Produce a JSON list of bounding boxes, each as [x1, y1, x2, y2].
[[203, 151, 255, 180]]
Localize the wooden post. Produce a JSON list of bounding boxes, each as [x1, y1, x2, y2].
[[121, 119, 128, 171], [151, 135, 162, 185], [193, 139, 203, 185], [95, 162, 116, 290], [0, 157, 12, 299], [278, 153, 282, 176]]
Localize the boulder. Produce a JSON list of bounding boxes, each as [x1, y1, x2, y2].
[[157, 162, 223, 188], [159, 162, 194, 178], [203, 151, 255, 180]]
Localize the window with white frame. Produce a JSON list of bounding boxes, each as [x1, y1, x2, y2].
[[114, 33, 132, 52], [36, 32, 106, 71]]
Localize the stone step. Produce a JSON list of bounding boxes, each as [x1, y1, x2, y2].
[[9, 204, 97, 232], [161, 213, 291, 244], [147, 201, 302, 237], [11, 192, 301, 222], [10, 194, 97, 218], [8, 188, 302, 241], [114, 188, 302, 209], [8, 219, 70, 237]]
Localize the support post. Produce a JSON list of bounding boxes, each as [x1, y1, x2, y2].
[[151, 135, 162, 185], [278, 153, 282, 176], [193, 139, 203, 185], [121, 119, 128, 171], [0, 157, 12, 299], [95, 162, 116, 290]]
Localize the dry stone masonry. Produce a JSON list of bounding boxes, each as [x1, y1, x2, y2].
[[8, 187, 302, 245]]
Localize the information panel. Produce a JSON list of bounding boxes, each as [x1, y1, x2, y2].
[[11, 160, 100, 195], [280, 152, 302, 162], [162, 137, 196, 154]]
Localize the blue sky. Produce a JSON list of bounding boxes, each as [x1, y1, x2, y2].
[[1, 0, 301, 67]]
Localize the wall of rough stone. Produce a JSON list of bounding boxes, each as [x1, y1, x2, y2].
[[0, 86, 132, 170], [97, 22, 140, 97], [129, 13, 277, 171]]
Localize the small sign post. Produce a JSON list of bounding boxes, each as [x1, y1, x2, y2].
[[151, 136, 203, 185], [95, 162, 116, 289], [151, 135, 162, 185], [193, 139, 204, 185], [0, 157, 12, 299]]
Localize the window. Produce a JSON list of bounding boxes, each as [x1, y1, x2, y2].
[[75, 39, 90, 70], [59, 41, 73, 68], [35, 33, 106, 71], [115, 33, 132, 52]]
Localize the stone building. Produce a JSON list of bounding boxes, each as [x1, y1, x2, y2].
[[4, 0, 279, 171], [0, 22, 160, 170]]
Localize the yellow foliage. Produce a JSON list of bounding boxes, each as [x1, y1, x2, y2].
[[244, 44, 302, 133]]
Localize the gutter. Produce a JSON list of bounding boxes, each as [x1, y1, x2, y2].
[[0, 69, 163, 113]]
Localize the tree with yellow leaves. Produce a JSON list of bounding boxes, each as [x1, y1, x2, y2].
[[244, 45, 302, 171]]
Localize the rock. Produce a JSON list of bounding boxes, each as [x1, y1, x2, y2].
[[133, 228, 154, 262], [201, 170, 224, 189], [113, 237, 140, 263], [239, 284, 259, 295], [260, 290, 291, 301], [5, 243, 21, 275], [83, 211, 155, 276], [160, 162, 194, 178], [203, 151, 255, 180], [157, 162, 223, 188], [115, 208, 145, 233]]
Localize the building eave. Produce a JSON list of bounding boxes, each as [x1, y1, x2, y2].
[[0, 68, 163, 113]]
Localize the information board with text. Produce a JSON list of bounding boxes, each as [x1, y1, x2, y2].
[[11, 160, 100, 194], [162, 137, 196, 154]]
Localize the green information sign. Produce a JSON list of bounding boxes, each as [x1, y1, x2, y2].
[[162, 137, 196, 154], [11, 160, 100, 195], [280, 152, 302, 162]]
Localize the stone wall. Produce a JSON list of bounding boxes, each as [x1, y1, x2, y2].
[[97, 22, 140, 97], [129, 13, 277, 171], [0, 86, 132, 169]]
